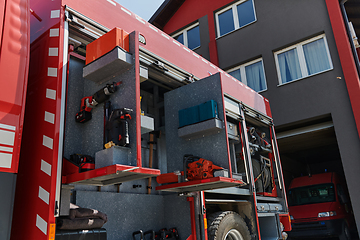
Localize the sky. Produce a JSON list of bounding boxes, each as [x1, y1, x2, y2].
[[114, 0, 165, 21]]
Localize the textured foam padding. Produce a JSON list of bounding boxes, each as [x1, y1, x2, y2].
[[164, 73, 229, 173], [75, 191, 191, 240]]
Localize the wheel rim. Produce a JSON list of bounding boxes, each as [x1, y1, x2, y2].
[[224, 229, 244, 240]]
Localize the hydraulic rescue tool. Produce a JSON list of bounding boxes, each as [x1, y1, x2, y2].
[[156, 155, 223, 184], [184, 155, 223, 181], [106, 108, 133, 147], [75, 81, 122, 123]]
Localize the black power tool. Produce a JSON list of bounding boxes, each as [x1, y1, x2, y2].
[[106, 108, 133, 147], [75, 81, 122, 123]]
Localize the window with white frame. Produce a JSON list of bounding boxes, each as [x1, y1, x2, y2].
[[274, 34, 333, 85], [172, 23, 200, 50], [215, 0, 256, 37], [227, 58, 267, 92]]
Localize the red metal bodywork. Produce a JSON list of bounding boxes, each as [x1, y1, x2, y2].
[[11, 0, 65, 238], [0, 0, 29, 173]]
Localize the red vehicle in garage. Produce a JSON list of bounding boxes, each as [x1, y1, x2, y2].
[[287, 172, 354, 240]]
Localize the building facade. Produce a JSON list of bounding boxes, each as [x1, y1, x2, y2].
[[150, 0, 360, 235]]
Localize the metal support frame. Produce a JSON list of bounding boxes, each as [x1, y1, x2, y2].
[[270, 125, 289, 213], [238, 103, 256, 194]]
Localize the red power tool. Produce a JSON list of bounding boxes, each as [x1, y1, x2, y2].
[[184, 155, 223, 181], [75, 81, 122, 123]]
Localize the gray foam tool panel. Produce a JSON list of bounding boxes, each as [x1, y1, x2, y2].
[[164, 73, 229, 173], [75, 191, 191, 240]]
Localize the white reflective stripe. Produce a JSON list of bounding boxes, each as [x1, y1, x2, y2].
[[41, 160, 52, 176], [202, 58, 208, 63], [49, 28, 59, 37], [149, 24, 158, 32], [136, 16, 145, 24], [38, 186, 50, 205], [121, 7, 131, 15], [183, 47, 190, 52], [47, 68, 57, 77], [50, 10, 60, 18], [48, 48, 58, 56], [44, 111, 55, 124], [36, 215, 47, 235], [43, 136, 53, 149], [0, 129, 15, 146], [0, 146, 13, 152], [106, 0, 116, 6], [161, 33, 169, 39], [0, 123, 16, 131], [173, 40, 180, 46], [193, 53, 200, 58], [46, 89, 56, 100], [0, 152, 12, 168]]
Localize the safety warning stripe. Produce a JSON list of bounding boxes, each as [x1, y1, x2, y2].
[[0, 123, 16, 168], [36, 6, 61, 237]]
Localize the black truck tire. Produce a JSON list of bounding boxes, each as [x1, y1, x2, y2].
[[207, 211, 251, 240]]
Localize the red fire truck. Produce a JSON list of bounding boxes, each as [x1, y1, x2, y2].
[[0, 0, 291, 239]]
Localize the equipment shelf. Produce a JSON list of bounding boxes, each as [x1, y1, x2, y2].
[[62, 164, 160, 186], [156, 177, 245, 193]]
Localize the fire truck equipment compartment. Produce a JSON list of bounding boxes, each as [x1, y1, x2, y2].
[[75, 191, 191, 240], [83, 46, 132, 83], [165, 73, 229, 176], [65, 42, 139, 168]]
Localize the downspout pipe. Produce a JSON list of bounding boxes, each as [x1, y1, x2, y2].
[[340, 0, 360, 77]]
